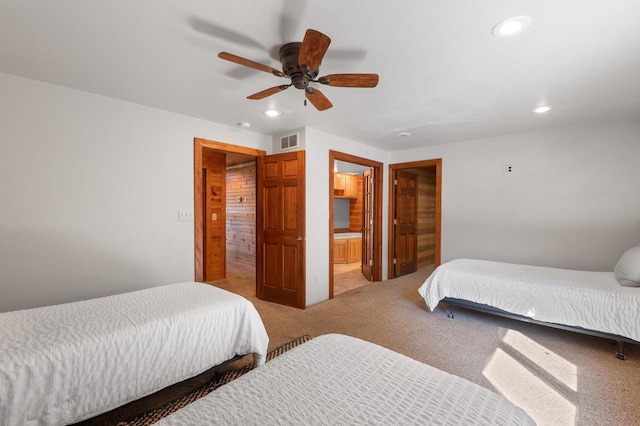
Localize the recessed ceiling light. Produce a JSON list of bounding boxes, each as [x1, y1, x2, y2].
[[264, 109, 282, 118], [397, 132, 411, 138], [532, 105, 553, 114], [492, 16, 531, 37]]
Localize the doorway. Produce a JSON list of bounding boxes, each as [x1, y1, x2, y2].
[[388, 159, 442, 278], [194, 138, 307, 309], [219, 155, 262, 299], [329, 150, 383, 298], [193, 138, 265, 292]]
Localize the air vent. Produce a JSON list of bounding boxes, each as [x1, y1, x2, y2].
[[280, 133, 299, 151]]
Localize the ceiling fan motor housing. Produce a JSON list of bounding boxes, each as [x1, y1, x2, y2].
[[279, 42, 319, 89]]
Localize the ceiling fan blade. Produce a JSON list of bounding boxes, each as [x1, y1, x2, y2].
[[218, 52, 284, 77], [298, 29, 331, 71], [318, 74, 379, 88], [247, 85, 290, 100], [305, 87, 333, 111]]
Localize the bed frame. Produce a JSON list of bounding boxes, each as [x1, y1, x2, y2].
[[443, 297, 638, 360]]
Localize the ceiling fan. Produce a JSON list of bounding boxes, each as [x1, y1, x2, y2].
[[218, 29, 379, 111]]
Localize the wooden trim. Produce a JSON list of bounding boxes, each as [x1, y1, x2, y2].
[[193, 138, 266, 282], [388, 158, 442, 279], [195, 141, 204, 281], [435, 160, 442, 267], [329, 160, 334, 299], [194, 138, 267, 157], [297, 151, 307, 308], [329, 150, 384, 299]]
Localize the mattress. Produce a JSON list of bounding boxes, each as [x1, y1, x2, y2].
[[156, 334, 535, 426], [0, 282, 269, 426], [419, 259, 640, 342]]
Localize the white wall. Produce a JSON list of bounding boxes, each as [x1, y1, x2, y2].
[[390, 119, 640, 271], [3, 72, 637, 312], [304, 127, 390, 306], [0, 72, 271, 312]]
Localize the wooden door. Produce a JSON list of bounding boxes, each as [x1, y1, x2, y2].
[[394, 170, 418, 276], [202, 150, 226, 281], [256, 151, 306, 308], [361, 169, 373, 281]]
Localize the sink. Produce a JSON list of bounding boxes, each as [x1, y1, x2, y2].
[[334, 232, 362, 239]]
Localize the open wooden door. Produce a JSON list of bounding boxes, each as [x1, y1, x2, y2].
[[394, 170, 418, 276], [256, 151, 306, 308], [361, 169, 373, 281]]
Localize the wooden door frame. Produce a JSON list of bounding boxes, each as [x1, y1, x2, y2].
[[194, 137, 266, 282], [388, 159, 442, 279], [329, 150, 383, 298], [360, 168, 373, 281]]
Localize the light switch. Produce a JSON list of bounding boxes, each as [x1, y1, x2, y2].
[[212, 213, 217, 221], [178, 210, 194, 221]]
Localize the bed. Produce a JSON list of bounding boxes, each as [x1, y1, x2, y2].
[[418, 258, 640, 359], [0, 282, 269, 426], [155, 333, 535, 425]]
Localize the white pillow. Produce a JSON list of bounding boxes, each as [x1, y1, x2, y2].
[[614, 245, 640, 287]]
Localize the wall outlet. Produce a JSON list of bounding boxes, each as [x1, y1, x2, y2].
[[178, 210, 194, 221], [503, 164, 513, 174], [502, 254, 509, 262]]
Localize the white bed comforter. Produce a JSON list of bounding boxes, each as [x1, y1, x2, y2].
[[0, 282, 269, 426], [156, 334, 535, 426], [419, 259, 640, 342]]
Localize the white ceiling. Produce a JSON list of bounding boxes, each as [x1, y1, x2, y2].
[[1, 0, 639, 151]]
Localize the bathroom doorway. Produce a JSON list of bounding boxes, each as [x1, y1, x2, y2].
[[329, 151, 383, 298]]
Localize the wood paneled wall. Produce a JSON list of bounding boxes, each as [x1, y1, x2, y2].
[[412, 167, 437, 268], [202, 149, 226, 280], [349, 176, 364, 232], [226, 162, 256, 268]]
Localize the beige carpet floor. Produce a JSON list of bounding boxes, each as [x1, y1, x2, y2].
[[334, 262, 370, 295], [82, 265, 640, 425], [211, 265, 640, 426]]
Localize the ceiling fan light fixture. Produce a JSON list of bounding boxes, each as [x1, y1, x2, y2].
[[532, 105, 553, 114], [492, 16, 531, 37], [264, 109, 282, 118]]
